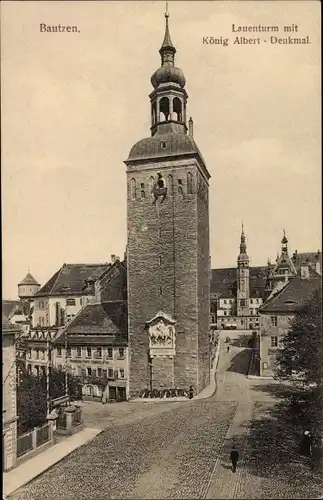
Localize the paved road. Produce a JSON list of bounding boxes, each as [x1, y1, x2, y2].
[[9, 330, 323, 500]]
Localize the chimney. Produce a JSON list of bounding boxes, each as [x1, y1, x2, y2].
[[111, 254, 116, 264], [188, 117, 193, 137], [284, 270, 289, 283], [300, 263, 310, 280], [94, 281, 101, 304]]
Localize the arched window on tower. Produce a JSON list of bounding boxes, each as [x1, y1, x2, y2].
[[140, 183, 145, 199], [168, 174, 174, 195], [152, 102, 157, 126], [159, 97, 170, 122], [187, 172, 193, 194], [131, 178, 136, 200], [173, 97, 183, 122]]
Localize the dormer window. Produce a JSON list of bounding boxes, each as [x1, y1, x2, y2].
[[161, 141, 167, 148]]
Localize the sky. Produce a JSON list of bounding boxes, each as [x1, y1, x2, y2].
[[1, 0, 321, 299]]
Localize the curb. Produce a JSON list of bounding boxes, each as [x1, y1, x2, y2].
[[129, 397, 190, 404], [246, 375, 275, 380], [130, 340, 222, 405], [4, 429, 103, 497]]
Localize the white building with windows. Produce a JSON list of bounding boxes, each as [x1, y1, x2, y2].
[[259, 263, 321, 377], [53, 300, 128, 402]]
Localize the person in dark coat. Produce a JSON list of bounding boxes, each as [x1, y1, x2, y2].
[[227, 345, 230, 353], [189, 385, 194, 399], [230, 445, 239, 472], [300, 430, 313, 456]]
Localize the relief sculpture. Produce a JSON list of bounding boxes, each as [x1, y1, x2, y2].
[[146, 311, 176, 357]]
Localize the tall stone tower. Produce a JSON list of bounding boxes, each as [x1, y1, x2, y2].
[[237, 224, 250, 327], [125, 10, 211, 398]]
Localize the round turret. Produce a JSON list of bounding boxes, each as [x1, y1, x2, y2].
[[18, 271, 40, 300]]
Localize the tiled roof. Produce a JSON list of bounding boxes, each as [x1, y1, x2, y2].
[[35, 264, 111, 297], [259, 275, 321, 313], [2, 313, 21, 333], [18, 272, 40, 286], [2, 300, 21, 318], [211, 266, 267, 299], [127, 131, 206, 168], [54, 301, 127, 345], [292, 251, 321, 271]]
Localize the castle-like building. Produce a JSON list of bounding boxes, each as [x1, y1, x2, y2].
[[125, 11, 210, 397], [210, 228, 321, 331]]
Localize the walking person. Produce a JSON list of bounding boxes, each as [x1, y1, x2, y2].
[[227, 344, 230, 353], [230, 445, 239, 473], [300, 430, 313, 456]]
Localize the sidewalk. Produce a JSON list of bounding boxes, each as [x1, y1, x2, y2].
[[205, 401, 254, 499], [3, 427, 101, 497]]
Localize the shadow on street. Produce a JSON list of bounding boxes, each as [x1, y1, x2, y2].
[[227, 349, 252, 375], [229, 334, 253, 348], [229, 385, 323, 498]]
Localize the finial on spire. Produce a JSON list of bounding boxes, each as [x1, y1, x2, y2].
[[165, 2, 169, 18], [160, 2, 176, 56], [28, 266, 30, 273]]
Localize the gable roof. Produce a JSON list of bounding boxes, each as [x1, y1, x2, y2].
[[18, 272, 40, 286], [292, 251, 321, 271], [259, 274, 321, 313], [35, 264, 111, 297], [54, 301, 127, 346], [211, 266, 267, 299]]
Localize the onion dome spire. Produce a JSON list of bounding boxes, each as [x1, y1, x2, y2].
[[151, 5, 186, 89], [240, 222, 247, 254], [281, 229, 288, 253], [238, 222, 249, 263]]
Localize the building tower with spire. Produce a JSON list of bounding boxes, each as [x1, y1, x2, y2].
[[125, 8, 210, 397], [236, 224, 250, 326], [266, 230, 297, 293]]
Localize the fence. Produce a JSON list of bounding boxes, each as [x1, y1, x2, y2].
[[17, 423, 52, 459], [17, 431, 33, 458], [36, 423, 50, 447]]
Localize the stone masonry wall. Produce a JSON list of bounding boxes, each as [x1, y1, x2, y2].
[[127, 159, 208, 397], [197, 174, 210, 393], [152, 356, 174, 388]]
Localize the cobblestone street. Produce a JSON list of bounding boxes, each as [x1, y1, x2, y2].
[[9, 330, 323, 500]]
